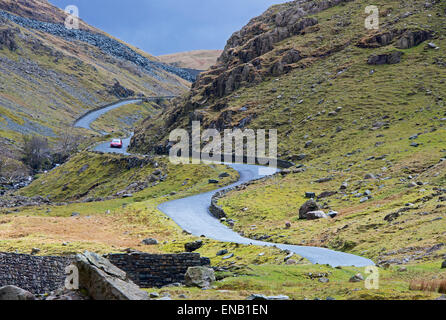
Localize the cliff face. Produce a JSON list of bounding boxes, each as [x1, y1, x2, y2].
[[193, 0, 351, 99], [131, 0, 445, 156]]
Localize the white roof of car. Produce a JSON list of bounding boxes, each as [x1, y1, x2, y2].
[[112, 139, 121, 142]]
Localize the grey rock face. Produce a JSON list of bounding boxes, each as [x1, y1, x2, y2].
[[0, 28, 18, 51], [0, 285, 36, 300], [184, 266, 215, 289], [396, 30, 432, 49], [368, 51, 403, 65], [75, 251, 149, 300]]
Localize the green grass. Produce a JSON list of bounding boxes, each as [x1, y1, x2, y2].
[[1, 152, 240, 256], [144, 260, 446, 300]]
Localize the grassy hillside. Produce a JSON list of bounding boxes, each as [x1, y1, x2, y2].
[[131, 0, 446, 265], [1, 152, 292, 270], [0, 0, 189, 180]]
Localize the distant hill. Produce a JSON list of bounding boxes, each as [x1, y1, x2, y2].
[[158, 50, 223, 71], [0, 0, 190, 180]]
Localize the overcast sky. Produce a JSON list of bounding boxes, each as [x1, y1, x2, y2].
[[49, 0, 289, 56]]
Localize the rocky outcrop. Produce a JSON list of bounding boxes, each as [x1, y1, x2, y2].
[[356, 31, 398, 48], [0, 195, 50, 209], [108, 81, 135, 98], [0, 27, 18, 51], [367, 51, 403, 65], [396, 30, 432, 49], [75, 251, 149, 300], [184, 266, 215, 289], [194, 17, 316, 99], [0, 285, 36, 300], [192, 1, 358, 100]]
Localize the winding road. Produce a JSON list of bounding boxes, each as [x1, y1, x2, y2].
[[74, 100, 375, 268]]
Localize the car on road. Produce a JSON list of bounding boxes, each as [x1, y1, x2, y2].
[[110, 139, 123, 149]]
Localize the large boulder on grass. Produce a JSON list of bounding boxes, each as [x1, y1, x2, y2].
[[75, 251, 149, 300], [299, 200, 322, 219], [185, 240, 203, 252], [184, 266, 215, 289], [0, 285, 36, 300], [305, 211, 329, 220]]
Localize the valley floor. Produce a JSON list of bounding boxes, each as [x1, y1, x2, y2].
[[1, 151, 445, 300]]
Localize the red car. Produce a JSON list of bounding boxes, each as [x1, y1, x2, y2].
[[110, 139, 123, 149]]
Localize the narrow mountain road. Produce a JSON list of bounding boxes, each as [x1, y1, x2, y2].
[[74, 99, 142, 131], [75, 99, 375, 268], [159, 163, 374, 267]]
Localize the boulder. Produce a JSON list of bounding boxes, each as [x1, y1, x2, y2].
[[185, 240, 204, 252], [216, 249, 228, 256], [299, 200, 321, 219], [184, 266, 215, 288], [0, 285, 36, 300], [142, 238, 158, 245], [367, 51, 403, 65], [317, 191, 337, 199], [441, 260, 446, 269], [305, 211, 328, 220], [305, 192, 316, 199], [340, 182, 349, 190], [75, 251, 149, 300], [349, 273, 365, 283]]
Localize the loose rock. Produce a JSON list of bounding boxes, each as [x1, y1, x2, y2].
[[184, 266, 215, 289]]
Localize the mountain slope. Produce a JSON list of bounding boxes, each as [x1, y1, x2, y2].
[[131, 0, 446, 264], [131, 0, 445, 155], [0, 0, 190, 181]]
